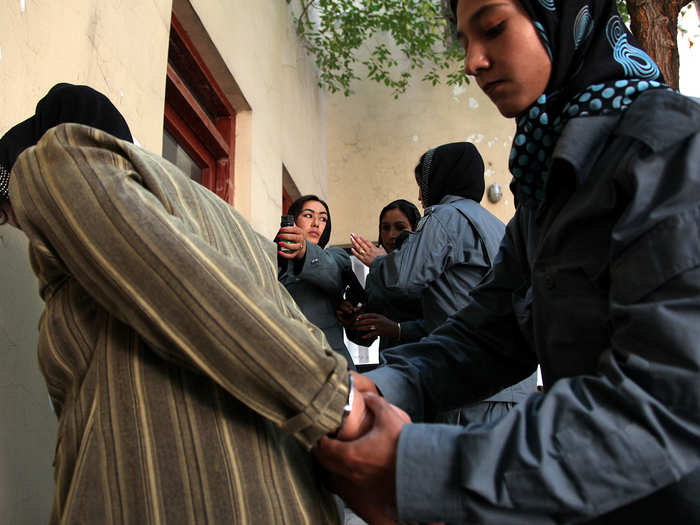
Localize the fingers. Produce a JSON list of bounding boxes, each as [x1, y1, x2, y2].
[[328, 475, 398, 525], [277, 243, 302, 258], [353, 314, 379, 337], [355, 313, 380, 323], [277, 228, 304, 258], [338, 301, 354, 314], [363, 392, 390, 416], [276, 232, 301, 242], [363, 393, 405, 425], [389, 403, 412, 424], [351, 232, 370, 247], [350, 247, 367, 261], [350, 233, 373, 253], [279, 225, 302, 235], [314, 435, 358, 477], [351, 371, 380, 396]]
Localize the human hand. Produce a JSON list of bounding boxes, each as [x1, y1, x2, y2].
[[329, 474, 399, 525], [350, 233, 387, 267], [315, 393, 411, 507], [354, 313, 399, 341], [352, 371, 380, 397], [277, 225, 307, 260], [335, 376, 374, 441], [336, 300, 362, 328]]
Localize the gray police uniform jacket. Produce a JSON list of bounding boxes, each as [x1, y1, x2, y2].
[[279, 242, 355, 369], [370, 194, 536, 402], [367, 90, 700, 523]]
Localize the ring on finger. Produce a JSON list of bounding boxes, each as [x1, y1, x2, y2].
[[359, 249, 366, 255]]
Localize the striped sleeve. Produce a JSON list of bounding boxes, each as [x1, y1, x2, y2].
[[11, 123, 348, 448]]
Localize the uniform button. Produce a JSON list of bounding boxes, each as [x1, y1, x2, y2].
[[311, 258, 320, 265], [543, 274, 554, 289]]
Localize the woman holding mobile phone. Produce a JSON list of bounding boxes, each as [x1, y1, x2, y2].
[[277, 195, 356, 370]]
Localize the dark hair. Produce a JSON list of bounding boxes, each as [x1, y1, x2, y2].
[[377, 199, 421, 247], [287, 194, 332, 248], [450, 0, 458, 17]]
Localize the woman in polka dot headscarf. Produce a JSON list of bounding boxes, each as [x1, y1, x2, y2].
[[318, 2, 700, 523], [451, 0, 668, 203]]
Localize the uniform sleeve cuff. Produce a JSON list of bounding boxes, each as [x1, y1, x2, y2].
[[396, 423, 466, 522], [365, 366, 424, 421]]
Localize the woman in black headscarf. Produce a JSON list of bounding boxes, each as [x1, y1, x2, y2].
[[352, 142, 535, 420], [0, 83, 133, 226], [350, 143, 504, 335], [276, 195, 356, 370], [337, 199, 423, 357]]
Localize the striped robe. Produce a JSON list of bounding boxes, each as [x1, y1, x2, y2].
[[10, 123, 349, 524]]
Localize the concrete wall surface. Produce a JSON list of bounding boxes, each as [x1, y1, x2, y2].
[[325, 43, 516, 246], [183, 0, 328, 237], [0, 226, 58, 524]]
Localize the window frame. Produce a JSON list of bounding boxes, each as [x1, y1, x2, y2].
[[164, 14, 236, 202]]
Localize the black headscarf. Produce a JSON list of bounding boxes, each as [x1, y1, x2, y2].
[[287, 194, 332, 248], [0, 83, 133, 201], [414, 142, 485, 208], [509, 0, 667, 202], [377, 199, 421, 248]]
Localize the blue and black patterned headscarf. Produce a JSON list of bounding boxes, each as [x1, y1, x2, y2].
[[508, 0, 668, 202]]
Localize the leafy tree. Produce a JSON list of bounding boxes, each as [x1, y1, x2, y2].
[[288, 0, 693, 96], [287, 0, 464, 97]]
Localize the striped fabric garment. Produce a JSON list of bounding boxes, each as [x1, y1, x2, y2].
[[11, 123, 349, 524]]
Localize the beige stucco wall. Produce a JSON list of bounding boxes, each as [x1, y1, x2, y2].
[[326, 61, 516, 246], [0, 0, 328, 521], [0, 0, 173, 152], [0, 1, 172, 522], [182, 0, 328, 238]]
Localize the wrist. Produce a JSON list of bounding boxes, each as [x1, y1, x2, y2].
[[331, 374, 354, 437]]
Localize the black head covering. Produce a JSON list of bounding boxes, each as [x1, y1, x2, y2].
[[0, 83, 133, 201], [377, 199, 421, 247], [287, 194, 332, 248], [415, 142, 485, 208], [507, 0, 667, 202]]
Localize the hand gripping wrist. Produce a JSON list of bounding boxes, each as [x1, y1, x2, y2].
[[331, 374, 354, 437]]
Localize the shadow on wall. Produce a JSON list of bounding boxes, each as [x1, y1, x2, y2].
[[0, 226, 57, 524]]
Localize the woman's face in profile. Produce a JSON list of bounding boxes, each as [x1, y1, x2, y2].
[[295, 200, 328, 245], [456, 0, 552, 117], [380, 208, 413, 253]]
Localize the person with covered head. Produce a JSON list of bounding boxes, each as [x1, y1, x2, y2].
[[315, 0, 700, 523], [351, 142, 535, 424], [276, 194, 356, 369], [338, 199, 425, 352], [1, 83, 371, 524]]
